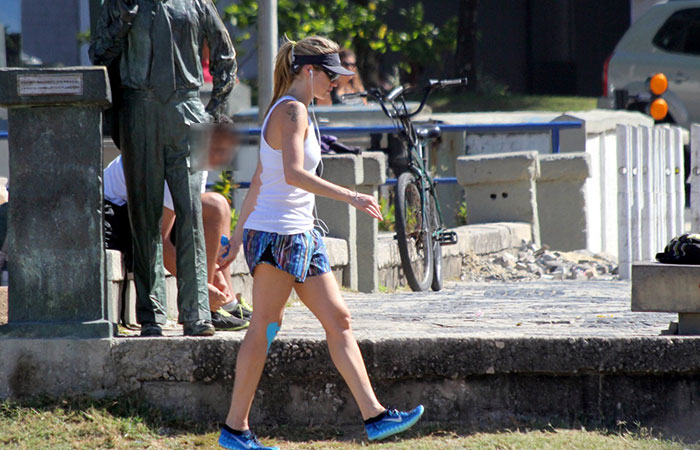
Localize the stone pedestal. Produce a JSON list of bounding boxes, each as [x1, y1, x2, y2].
[[0, 67, 113, 338], [356, 152, 386, 293], [316, 154, 362, 290], [457, 151, 541, 246]]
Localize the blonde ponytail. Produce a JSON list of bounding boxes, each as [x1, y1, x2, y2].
[[264, 36, 341, 117]]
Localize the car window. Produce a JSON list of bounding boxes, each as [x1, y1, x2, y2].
[[653, 8, 700, 54]]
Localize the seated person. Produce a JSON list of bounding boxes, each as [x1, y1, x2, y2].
[[316, 49, 367, 106], [104, 153, 251, 331]]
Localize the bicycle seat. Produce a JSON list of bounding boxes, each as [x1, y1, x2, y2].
[[415, 125, 441, 140]]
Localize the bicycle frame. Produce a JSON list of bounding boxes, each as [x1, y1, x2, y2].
[[346, 78, 467, 242]]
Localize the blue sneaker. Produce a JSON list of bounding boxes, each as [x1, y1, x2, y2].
[[218, 426, 279, 450], [364, 405, 425, 441]]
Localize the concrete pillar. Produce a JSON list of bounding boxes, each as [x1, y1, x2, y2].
[[432, 130, 466, 228], [257, 0, 277, 123], [0, 67, 113, 338], [356, 153, 386, 293], [316, 154, 362, 290], [537, 153, 591, 251], [456, 151, 541, 246]]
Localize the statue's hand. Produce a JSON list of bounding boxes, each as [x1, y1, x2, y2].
[[205, 98, 226, 122], [118, 0, 139, 23]]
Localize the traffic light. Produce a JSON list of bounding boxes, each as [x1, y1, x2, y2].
[[647, 73, 668, 121]]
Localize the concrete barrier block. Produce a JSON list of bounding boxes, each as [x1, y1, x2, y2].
[[360, 152, 386, 185], [537, 153, 591, 251], [457, 152, 540, 245], [538, 153, 590, 182], [320, 154, 362, 186], [325, 236, 348, 267], [318, 155, 362, 289], [632, 263, 700, 313], [432, 130, 466, 228], [457, 151, 540, 186]]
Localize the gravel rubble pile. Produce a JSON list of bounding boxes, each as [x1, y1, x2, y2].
[[460, 241, 618, 282]]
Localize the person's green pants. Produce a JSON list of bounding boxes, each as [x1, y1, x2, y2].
[[119, 88, 210, 325]]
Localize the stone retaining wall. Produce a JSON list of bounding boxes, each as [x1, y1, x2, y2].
[[1, 336, 699, 441]]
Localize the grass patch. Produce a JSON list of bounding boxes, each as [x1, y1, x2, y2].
[[0, 398, 697, 449], [411, 90, 597, 113]]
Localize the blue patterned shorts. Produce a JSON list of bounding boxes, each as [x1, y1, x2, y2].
[[243, 228, 331, 283]]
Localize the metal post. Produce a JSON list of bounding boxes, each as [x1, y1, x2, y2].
[[617, 124, 632, 279], [690, 125, 700, 232], [664, 127, 676, 243], [630, 126, 642, 261], [257, 0, 277, 123], [674, 127, 685, 236], [642, 126, 653, 260]]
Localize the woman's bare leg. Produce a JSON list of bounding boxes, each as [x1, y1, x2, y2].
[[224, 264, 294, 430], [294, 272, 385, 420]]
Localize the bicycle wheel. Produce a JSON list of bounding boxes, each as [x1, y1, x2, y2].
[[395, 172, 433, 291], [428, 194, 443, 291]]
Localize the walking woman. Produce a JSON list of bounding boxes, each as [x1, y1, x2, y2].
[[216, 36, 424, 450]]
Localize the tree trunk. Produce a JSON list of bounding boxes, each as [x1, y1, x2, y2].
[[455, 0, 478, 90]]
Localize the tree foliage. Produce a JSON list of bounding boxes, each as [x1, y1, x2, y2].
[[217, 0, 457, 84]]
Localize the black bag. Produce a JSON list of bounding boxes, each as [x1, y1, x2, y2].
[[656, 233, 700, 264]]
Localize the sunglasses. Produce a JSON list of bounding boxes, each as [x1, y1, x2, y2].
[[315, 66, 340, 82], [342, 61, 357, 69]]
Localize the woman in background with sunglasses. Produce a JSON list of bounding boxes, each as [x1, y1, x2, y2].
[[316, 48, 368, 106], [215, 36, 424, 450]]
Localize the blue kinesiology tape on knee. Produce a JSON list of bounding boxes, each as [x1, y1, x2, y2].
[[266, 322, 281, 354]]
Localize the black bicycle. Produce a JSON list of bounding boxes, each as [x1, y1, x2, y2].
[[344, 78, 467, 291]]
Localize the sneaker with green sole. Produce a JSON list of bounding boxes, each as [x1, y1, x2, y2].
[[212, 310, 250, 331], [222, 295, 253, 320]]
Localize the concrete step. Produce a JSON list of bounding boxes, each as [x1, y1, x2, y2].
[[2, 280, 699, 441], [1, 334, 699, 442]]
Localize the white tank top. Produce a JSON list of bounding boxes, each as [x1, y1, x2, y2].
[[243, 96, 322, 234]]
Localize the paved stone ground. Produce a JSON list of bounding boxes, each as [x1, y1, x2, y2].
[[157, 279, 678, 340], [281, 279, 677, 340]]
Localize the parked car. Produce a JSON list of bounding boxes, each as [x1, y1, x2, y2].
[[599, 1, 700, 128]]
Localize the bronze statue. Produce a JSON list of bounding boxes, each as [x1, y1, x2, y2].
[[90, 0, 237, 336]]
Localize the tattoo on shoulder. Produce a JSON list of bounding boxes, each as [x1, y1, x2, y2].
[[286, 104, 298, 123]]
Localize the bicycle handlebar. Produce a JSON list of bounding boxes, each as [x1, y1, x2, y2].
[[428, 78, 468, 88], [409, 77, 468, 118], [386, 85, 405, 102], [339, 77, 468, 120]]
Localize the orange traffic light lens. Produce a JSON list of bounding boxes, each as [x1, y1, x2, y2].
[[649, 73, 668, 95], [649, 98, 668, 121]]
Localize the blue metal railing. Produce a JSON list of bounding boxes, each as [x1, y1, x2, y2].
[[2, 121, 582, 189]]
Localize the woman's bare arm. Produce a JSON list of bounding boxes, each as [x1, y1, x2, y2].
[[274, 101, 382, 220]]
